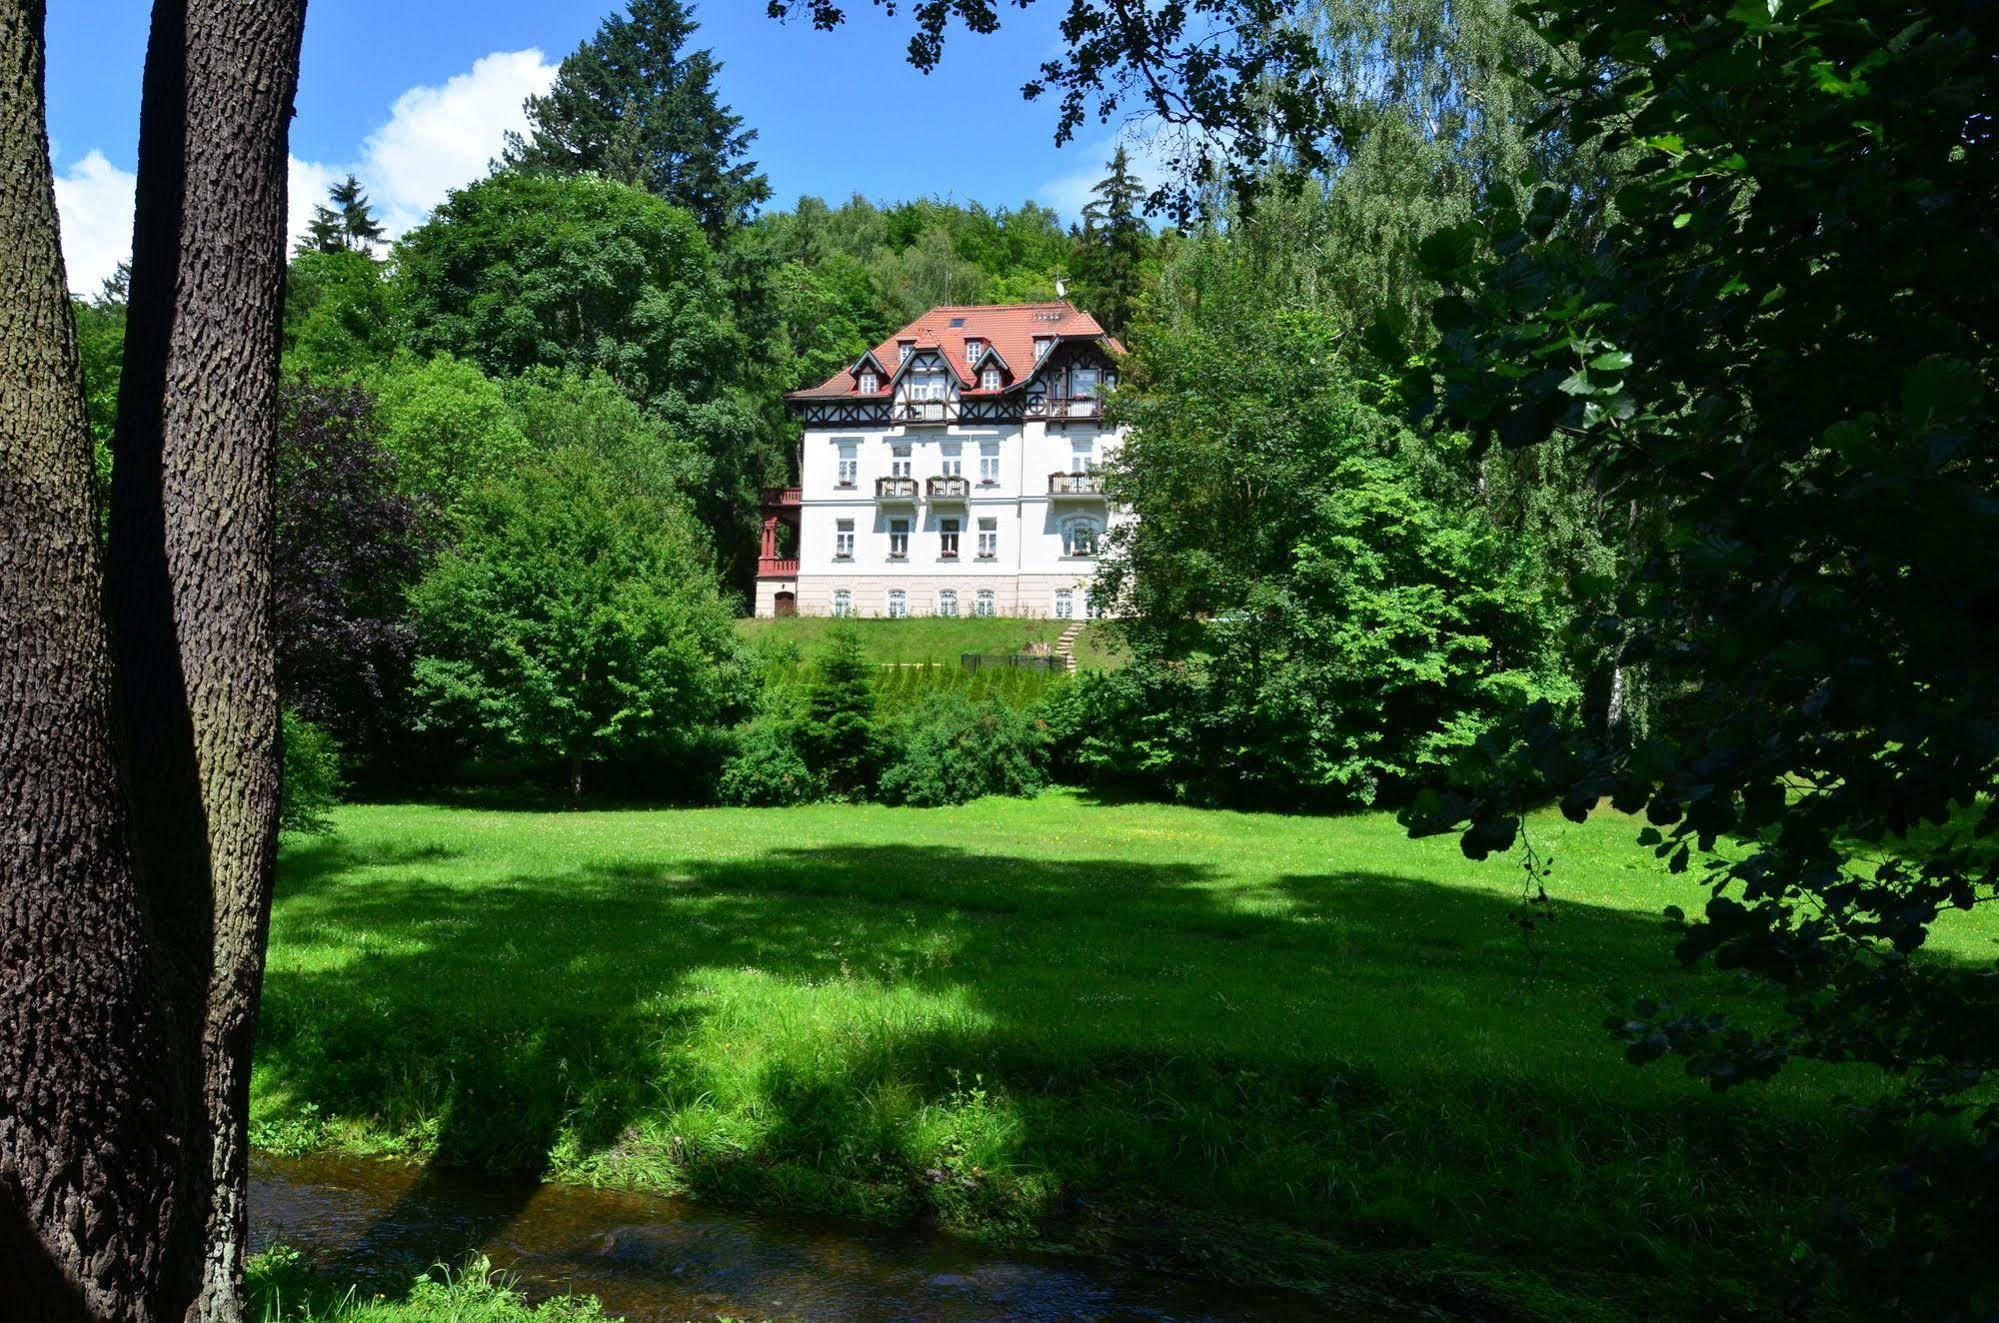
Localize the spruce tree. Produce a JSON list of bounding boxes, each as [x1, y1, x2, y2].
[[1072, 147, 1149, 334], [503, 0, 771, 236], [296, 174, 386, 256]]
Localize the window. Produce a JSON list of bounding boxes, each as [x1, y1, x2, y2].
[[1054, 588, 1074, 620], [979, 446, 1000, 484], [858, 370, 878, 394], [1062, 517, 1102, 558], [941, 452, 963, 478], [888, 589, 907, 619], [1072, 440, 1097, 473], [938, 589, 959, 618], [977, 517, 998, 559], [1034, 336, 1052, 360], [832, 589, 853, 618], [899, 342, 914, 363], [837, 448, 857, 487], [907, 370, 948, 401], [975, 589, 996, 617], [1087, 594, 1108, 619], [890, 445, 911, 478], [980, 366, 1001, 390], [939, 518, 960, 559], [889, 518, 909, 559], [834, 519, 854, 559], [965, 338, 983, 365], [1071, 366, 1100, 400]]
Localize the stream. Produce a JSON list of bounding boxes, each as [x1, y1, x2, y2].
[[250, 1153, 1390, 1321]]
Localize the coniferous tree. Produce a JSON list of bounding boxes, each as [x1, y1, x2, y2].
[[503, 0, 770, 235], [1071, 147, 1149, 334], [296, 174, 386, 256]]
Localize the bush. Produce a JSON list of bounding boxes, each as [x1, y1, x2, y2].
[[878, 694, 1049, 807], [795, 629, 880, 797], [718, 721, 825, 806], [280, 709, 344, 835]]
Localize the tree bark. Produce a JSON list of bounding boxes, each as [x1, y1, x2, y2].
[[570, 748, 585, 810], [0, 3, 182, 1318], [107, 2, 306, 1319]]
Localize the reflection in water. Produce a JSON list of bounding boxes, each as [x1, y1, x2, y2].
[[251, 1153, 1380, 1322]]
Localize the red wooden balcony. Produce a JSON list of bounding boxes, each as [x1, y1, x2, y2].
[[760, 486, 802, 508], [757, 556, 800, 578]]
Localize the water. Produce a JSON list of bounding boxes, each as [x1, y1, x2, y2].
[[250, 1153, 1390, 1322]]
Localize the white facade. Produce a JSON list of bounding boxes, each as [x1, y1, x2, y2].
[[760, 303, 1130, 619], [754, 418, 1128, 618]]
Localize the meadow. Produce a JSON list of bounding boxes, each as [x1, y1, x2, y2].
[[251, 794, 1998, 1320]]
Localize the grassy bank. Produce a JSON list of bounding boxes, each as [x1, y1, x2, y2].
[[253, 796, 1995, 1319], [735, 615, 1121, 669]]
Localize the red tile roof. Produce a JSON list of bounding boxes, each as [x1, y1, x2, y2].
[[788, 301, 1121, 399]]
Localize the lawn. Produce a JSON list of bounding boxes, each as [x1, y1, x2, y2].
[[735, 615, 1122, 668], [254, 794, 1997, 1320]]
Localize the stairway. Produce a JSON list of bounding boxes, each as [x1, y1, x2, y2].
[[1052, 621, 1085, 675]]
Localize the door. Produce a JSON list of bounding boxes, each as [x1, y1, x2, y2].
[[774, 591, 797, 618]]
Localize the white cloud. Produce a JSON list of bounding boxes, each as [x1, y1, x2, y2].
[[350, 48, 556, 235], [54, 48, 557, 291], [53, 150, 136, 296]]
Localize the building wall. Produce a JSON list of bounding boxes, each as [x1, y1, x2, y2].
[[757, 416, 1128, 618]]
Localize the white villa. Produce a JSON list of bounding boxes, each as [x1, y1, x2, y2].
[[754, 301, 1129, 619]]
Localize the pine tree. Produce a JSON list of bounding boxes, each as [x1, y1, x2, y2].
[[1072, 147, 1149, 334], [330, 173, 385, 251], [295, 174, 385, 256], [503, 0, 771, 236]]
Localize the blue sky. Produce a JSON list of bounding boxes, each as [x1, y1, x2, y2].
[[45, 1, 1150, 292]]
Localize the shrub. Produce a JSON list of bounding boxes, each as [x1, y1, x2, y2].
[[718, 721, 824, 807], [795, 628, 880, 797], [878, 694, 1049, 807], [280, 709, 344, 835]]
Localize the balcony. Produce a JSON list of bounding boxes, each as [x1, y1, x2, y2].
[[1048, 470, 1106, 501], [757, 556, 799, 578], [894, 399, 958, 426], [927, 475, 970, 503], [1024, 395, 1102, 421], [876, 476, 919, 503]]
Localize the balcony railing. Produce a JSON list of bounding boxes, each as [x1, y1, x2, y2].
[[927, 475, 970, 501], [1024, 395, 1102, 420], [876, 476, 919, 501], [894, 400, 957, 424], [757, 556, 799, 578], [1048, 470, 1105, 497], [760, 486, 802, 507]]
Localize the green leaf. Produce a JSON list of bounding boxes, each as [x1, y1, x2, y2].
[[1901, 356, 1983, 427], [1589, 351, 1633, 372]]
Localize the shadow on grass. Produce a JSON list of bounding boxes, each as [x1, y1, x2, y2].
[[253, 836, 1907, 1314]]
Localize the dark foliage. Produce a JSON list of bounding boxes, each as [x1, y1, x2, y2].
[[274, 377, 431, 768]]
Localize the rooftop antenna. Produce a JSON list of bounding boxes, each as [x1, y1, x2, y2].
[[1055, 276, 1068, 298]]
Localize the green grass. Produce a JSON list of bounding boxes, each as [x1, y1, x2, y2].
[[735, 615, 1120, 668], [250, 1252, 607, 1322], [254, 795, 1998, 1320]]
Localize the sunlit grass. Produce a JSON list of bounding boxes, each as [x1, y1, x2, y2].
[[254, 793, 1995, 1319]]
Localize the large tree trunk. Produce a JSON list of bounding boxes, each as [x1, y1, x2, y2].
[[0, 3, 182, 1318], [107, 1, 306, 1319]]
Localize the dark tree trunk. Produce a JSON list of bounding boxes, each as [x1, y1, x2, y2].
[[2, 0, 306, 1318], [108, 1, 306, 1318], [570, 748, 586, 810], [0, 3, 181, 1318]]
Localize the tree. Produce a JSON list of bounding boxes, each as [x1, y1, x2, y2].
[[283, 247, 398, 375], [295, 173, 385, 256], [3, 1, 308, 1319], [505, 0, 769, 235], [408, 446, 746, 808], [273, 377, 430, 767], [1071, 146, 1149, 334], [393, 170, 773, 578], [1095, 290, 1571, 808], [368, 353, 531, 515], [796, 628, 879, 797], [1386, 0, 1999, 1302]]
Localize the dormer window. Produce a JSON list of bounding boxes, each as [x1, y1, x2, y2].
[[980, 366, 1001, 391], [965, 338, 984, 365], [858, 370, 878, 394], [1034, 336, 1053, 360], [899, 341, 915, 364]]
